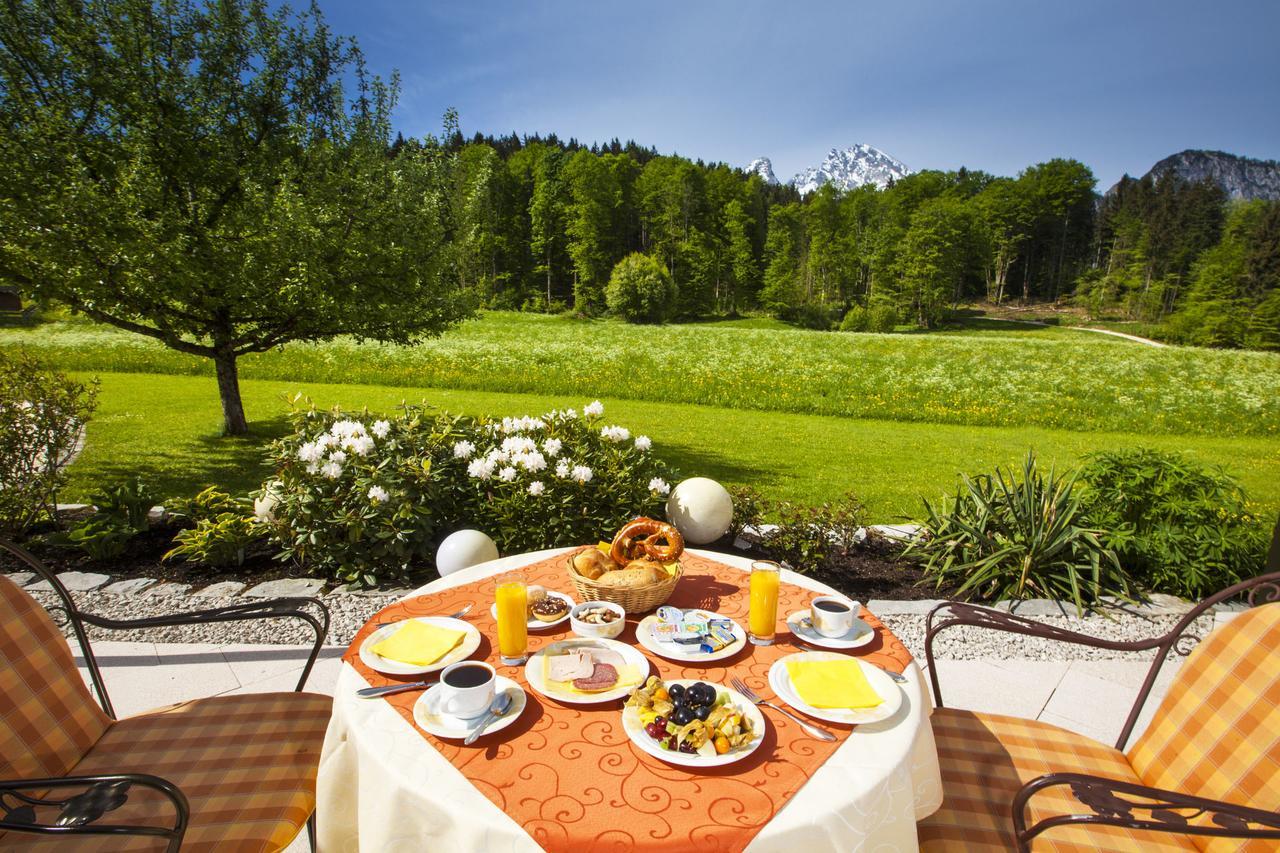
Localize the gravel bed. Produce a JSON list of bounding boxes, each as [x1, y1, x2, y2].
[[39, 589, 1212, 663]]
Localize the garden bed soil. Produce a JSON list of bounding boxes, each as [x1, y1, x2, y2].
[[4, 518, 948, 602]]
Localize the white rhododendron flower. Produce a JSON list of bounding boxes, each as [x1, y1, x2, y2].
[[634, 435, 652, 451], [348, 435, 375, 456], [328, 450, 347, 465], [315, 433, 335, 449], [648, 478, 670, 495], [305, 463, 320, 476], [467, 458, 495, 480], [499, 466, 518, 482], [528, 480, 545, 496], [543, 438, 562, 457], [563, 408, 578, 419], [601, 425, 630, 443], [518, 451, 547, 472], [321, 461, 343, 479], [555, 459, 571, 478], [487, 448, 509, 464], [453, 440, 476, 459], [371, 420, 391, 439], [330, 419, 366, 438], [297, 441, 324, 463], [584, 400, 604, 417], [501, 436, 537, 455], [367, 485, 389, 503], [571, 465, 593, 484]]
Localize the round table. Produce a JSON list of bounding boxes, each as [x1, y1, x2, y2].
[[316, 548, 943, 851]]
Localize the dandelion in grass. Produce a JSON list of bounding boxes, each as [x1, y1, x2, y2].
[[634, 435, 651, 452], [584, 400, 604, 417], [371, 419, 391, 439], [367, 485, 389, 503], [320, 460, 342, 479], [528, 480, 545, 496], [571, 465, 593, 484], [648, 477, 670, 495], [453, 440, 476, 459]]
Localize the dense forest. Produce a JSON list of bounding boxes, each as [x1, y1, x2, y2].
[[415, 128, 1278, 349]]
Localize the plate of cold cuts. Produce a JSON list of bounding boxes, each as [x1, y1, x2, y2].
[[525, 638, 651, 705]]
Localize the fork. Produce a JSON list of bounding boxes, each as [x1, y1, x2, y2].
[[371, 602, 473, 631], [794, 638, 909, 684], [729, 677, 836, 742]]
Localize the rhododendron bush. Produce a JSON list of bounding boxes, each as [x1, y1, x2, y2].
[[264, 398, 675, 585]]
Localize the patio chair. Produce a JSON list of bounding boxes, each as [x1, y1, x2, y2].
[[916, 527, 1280, 852], [0, 539, 333, 852]]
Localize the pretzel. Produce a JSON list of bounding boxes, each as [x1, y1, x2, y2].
[[610, 517, 685, 565]]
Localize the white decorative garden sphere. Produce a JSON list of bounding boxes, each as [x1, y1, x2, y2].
[[436, 530, 499, 577], [666, 477, 734, 545]]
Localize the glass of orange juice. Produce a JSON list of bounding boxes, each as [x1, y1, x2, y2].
[[494, 573, 529, 665], [748, 560, 781, 646]]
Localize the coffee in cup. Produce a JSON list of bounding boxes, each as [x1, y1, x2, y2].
[[810, 596, 858, 638], [439, 661, 496, 718]]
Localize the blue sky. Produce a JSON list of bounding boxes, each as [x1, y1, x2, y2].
[[317, 0, 1279, 189]]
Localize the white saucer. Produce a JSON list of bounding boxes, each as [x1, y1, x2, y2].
[[489, 590, 575, 630], [358, 616, 482, 676], [768, 651, 902, 725], [413, 676, 527, 740], [635, 610, 747, 663], [786, 610, 875, 650]]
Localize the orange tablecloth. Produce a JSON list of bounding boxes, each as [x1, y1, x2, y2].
[[344, 552, 914, 851]]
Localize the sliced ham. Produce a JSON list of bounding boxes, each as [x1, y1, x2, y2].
[[573, 663, 618, 692], [547, 650, 594, 681]]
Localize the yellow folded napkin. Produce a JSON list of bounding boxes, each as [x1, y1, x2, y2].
[[371, 620, 465, 666], [785, 658, 883, 709]]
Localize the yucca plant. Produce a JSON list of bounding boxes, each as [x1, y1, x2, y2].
[[907, 451, 1131, 615]]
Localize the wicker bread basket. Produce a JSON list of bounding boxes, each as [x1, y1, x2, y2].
[[565, 549, 682, 613]]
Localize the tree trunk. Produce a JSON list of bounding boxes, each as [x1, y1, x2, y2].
[[214, 350, 249, 435]]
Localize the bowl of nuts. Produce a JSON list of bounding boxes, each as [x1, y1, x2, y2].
[[569, 600, 626, 640]]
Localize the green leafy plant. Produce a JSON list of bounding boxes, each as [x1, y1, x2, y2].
[[266, 398, 676, 587], [606, 253, 678, 323], [0, 350, 98, 536], [840, 306, 870, 332], [47, 515, 132, 560], [725, 484, 868, 574], [92, 476, 157, 532], [164, 513, 264, 568], [907, 452, 1129, 614], [1077, 449, 1269, 600], [167, 486, 242, 524]]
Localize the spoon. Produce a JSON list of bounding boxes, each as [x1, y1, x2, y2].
[[464, 690, 513, 745]]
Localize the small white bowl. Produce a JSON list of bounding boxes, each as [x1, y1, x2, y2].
[[569, 601, 626, 639]]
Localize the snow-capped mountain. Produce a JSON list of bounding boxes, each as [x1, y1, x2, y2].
[[790, 144, 911, 194], [746, 157, 779, 185]]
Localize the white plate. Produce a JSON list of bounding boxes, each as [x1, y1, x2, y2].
[[621, 679, 766, 768], [768, 651, 903, 725], [358, 617, 482, 676], [635, 610, 747, 663], [489, 590, 575, 630], [786, 609, 875, 650], [412, 676, 527, 740], [525, 637, 650, 705]]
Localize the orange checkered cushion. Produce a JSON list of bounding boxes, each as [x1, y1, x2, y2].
[[919, 708, 1198, 852], [1128, 603, 1280, 853], [0, 574, 110, 780], [8, 691, 332, 852]]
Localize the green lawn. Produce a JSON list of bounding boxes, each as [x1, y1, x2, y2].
[[6, 310, 1277, 436], [64, 372, 1280, 522]]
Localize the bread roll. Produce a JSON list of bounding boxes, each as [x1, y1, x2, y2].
[[598, 564, 667, 588], [572, 548, 613, 580]]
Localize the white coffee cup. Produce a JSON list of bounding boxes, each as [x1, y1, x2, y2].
[[810, 596, 858, 638], [438, 661, 496, 719]]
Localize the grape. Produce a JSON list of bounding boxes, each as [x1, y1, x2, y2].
[[671, 707, 694, 726], [667, 684, 685, 700], [653, 716, 666, 727], [677, 741, 696, 754], [693, 704, 711, 722]]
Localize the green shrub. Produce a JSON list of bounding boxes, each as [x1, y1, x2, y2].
[[167, 486, 242, 523], [907, 452, 1129, 614], [1077, 449, 1269, 599], [164, 513, 263, 567], [868, 304, 900, 333], [0, 350, 97, 536], [840, 306, 869, 332], [779, 303, 839, 330], [605, 253, 678, 323], [47, 515, 132, 560], [92, 476, 157, 532], [725, 484, 867, 574], [266, 399, 676, 586]]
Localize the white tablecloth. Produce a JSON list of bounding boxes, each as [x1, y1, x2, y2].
[[316, 548, 943, 852]]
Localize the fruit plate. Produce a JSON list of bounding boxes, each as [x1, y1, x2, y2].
[[785, 609, 875, 650], [357, 617, 482, 676], [621, 679, 766, 768], [635, 610, 747, 663], [525, 637, 650, 705], [767, 651, 902, 726], [489, 590, 575, 630]]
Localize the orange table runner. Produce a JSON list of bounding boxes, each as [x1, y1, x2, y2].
[[344, 552, 914, 851]]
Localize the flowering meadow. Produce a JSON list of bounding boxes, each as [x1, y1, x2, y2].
[[6, 311, 1277, 437]]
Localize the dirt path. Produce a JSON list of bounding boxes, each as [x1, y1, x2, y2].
[[982, 316, 1166, 347]]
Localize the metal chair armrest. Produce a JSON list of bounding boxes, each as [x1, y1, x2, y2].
[[0, 773, 189, 853], [1011, 771, 1280, 852]]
